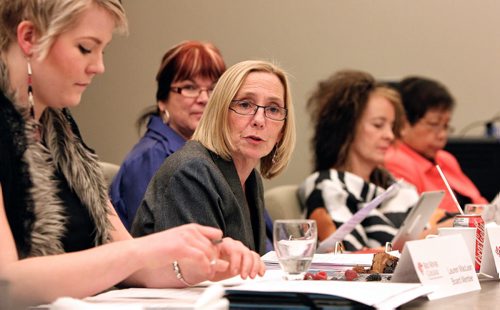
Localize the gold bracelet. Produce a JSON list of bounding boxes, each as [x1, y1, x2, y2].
[[172, 260, 194, 287]]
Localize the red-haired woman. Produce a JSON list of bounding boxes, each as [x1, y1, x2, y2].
[[110, 41, 226, 229]]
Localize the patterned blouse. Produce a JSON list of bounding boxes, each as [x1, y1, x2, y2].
[[298, 169, 419, 251]]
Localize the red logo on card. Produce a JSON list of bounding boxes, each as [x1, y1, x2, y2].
[[417, 262, 424, 274]]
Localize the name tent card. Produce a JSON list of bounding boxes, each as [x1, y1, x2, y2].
[[483, 225, 500, 278], [391, 235, 480, 300]]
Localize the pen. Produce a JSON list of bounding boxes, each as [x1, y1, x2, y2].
[[435, 164, 464, 215], [211, 238, 223, 245]]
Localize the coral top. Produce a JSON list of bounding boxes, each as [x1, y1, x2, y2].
[[385, 141, 488, 212]]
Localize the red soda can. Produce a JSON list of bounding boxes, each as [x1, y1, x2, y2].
[[453, 214, 485, 272]]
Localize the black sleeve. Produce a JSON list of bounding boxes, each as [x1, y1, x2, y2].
[[305, 170, 332, 218], [133, 157, 226, 235], [305, 189, 326, 218]]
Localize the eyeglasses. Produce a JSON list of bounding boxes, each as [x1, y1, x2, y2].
[[229, 99, 287, 121], [170, 85, 214, 98], [421, 120, 455, 135]]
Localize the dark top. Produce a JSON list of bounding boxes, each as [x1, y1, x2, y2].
[[54, 169, 96, 252], [0, 90, 102, 257], [0, 91, 34, 256], [131, 140, 267, 255]]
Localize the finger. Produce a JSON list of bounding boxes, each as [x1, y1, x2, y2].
[[239, 248, 256, 279], [221, 238, 243, 276], [191, 224, 224, 241], [179, 225, 219, 261], [177, 255, 213, 285], [180, 245, 213, 271], [249, 251, 264, 278], [177, 240, 227, 284], [184, 224, 223, 262], [213, 259, 229, 273], [258, 257, 266, 276]]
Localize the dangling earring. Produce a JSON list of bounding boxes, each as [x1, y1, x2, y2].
[[162, 109, 170, 124], [27, 59, 35, 118], [272, 144, 278, 165]]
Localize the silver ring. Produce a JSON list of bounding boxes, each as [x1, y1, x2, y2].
[[172, 260, 194, 287]]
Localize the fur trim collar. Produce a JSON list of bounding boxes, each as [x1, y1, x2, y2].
[[9, 98, 112, 256]]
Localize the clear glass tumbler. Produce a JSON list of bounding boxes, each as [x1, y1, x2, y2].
[[273, 219, 317, 280], [464, 204, 497, 224]]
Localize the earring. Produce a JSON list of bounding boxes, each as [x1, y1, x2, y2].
[[27, 59, 35, 118], [162, 109, 170, 124], [272, 145, 278, 165]]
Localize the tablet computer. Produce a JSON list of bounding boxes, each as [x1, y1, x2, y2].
[[391, 190, 445, 251]]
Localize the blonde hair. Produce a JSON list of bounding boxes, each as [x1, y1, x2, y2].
[[193, 60, 296, 179], [372, 86, 404, 139], [0, 0, 128, 58]]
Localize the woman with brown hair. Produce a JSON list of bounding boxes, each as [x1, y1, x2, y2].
[[299, 70, 419, 251]]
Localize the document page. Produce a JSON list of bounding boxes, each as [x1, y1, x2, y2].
[[317, 181, 401, 253], [228, 270, 433, 308], [262, 251, 376, 270]]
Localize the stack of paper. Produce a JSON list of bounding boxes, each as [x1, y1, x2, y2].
[[262, 251, 378, 271], [226, 270, 434, 309], [58, 285, 229, 309], [48, 269, 434, 310]]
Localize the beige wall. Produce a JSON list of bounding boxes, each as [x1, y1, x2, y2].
[[74, 0, 500, 190]]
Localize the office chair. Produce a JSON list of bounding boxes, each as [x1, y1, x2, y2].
[[99, 161, 120, 189], [264, 184, 305, 220]]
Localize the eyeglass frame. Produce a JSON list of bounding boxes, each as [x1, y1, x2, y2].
[[170, 85, 214, 98], [419, 119, 455, 135], [229, 99, 288, 121]]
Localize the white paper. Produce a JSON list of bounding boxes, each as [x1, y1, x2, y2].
[[374, 284, 438, 310], [392, 235, 480, 300], [50, 297, 142, 310], [84, 285, 229, 310], [262, 251, 379, 270], [228, 270, 433, 308], [87, 287, 205, 301], [317, 181, 401, 253], [52, 268, 428, 309], [484, 225, 500, 278]]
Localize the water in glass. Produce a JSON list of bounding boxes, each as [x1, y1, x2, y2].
[[273, 220, 317, 280]]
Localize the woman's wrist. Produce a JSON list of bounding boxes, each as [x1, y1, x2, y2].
[[120, 238, 154, 287], [172, 261, 195, 287]]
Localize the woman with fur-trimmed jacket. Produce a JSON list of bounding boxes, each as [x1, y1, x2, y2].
[[0, 0, 264, 307]]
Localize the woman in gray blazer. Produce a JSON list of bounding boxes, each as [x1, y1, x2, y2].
[[132, 60, 296, 256]]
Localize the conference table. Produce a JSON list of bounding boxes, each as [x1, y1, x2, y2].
[[23, 277, 499, 309], [225, 278, 500, 309], [401, 279, 500, 309]]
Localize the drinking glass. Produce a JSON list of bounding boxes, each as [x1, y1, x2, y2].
[[464, 204, 497, 224], [273, 219, 317, 280]]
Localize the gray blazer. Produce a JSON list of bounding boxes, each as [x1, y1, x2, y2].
[[131, 141, 267, 255]]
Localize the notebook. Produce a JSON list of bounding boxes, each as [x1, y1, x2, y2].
[[391, 190, 445, 251]]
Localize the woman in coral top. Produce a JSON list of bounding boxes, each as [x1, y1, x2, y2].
[[385, 76, 487, 218]]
